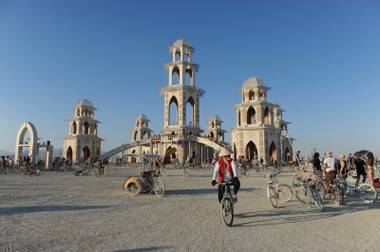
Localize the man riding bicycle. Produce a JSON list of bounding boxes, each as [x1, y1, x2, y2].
[[211, 149, 240, 203]]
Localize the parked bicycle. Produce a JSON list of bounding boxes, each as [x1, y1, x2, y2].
[[219, 180, 235, 227], [295, 176, 324, 212], [266, 171, 293, 208], [336, 177, 377, 204]]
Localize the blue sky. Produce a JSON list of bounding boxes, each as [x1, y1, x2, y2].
[[0, 0, 379, 157]]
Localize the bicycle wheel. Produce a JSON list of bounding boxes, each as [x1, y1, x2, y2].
[[311, 188, 324, 212], [278, 184, 294, 202], [153, 178, 165, 197], [358, 183, 377, 203], [220, 198, 234, 226], [267, 186, 278, 208], [123, 180, 141, 196], [295, 187, 310, 204]]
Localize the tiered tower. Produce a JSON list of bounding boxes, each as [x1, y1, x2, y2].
[[63, 99, 102, 162], [160, 39, 205, 163], [231, 77, 293, 164], [204, 116, 225, 143], [130, 114, 152, 142]]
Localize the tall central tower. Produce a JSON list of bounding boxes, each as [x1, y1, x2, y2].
[[160, 39, 205, 163]]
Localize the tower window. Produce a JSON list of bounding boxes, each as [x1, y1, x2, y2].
[[185, 67, 193, 85], [248, 90, 255, 101], [247, 106, 256, 125], [83, 122, 89, 134], [172, 66, 180, 85], [175, 49, 181, 62], [169, 96, 179, 126]]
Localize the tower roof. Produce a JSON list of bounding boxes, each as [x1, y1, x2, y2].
[[208, 115, 223, 123], [169, 39, 194, 52], [173, 39, 193, 48], [242, 77, 268, 88], [75, 99, 95, 109], [136, 114, 149, 121]]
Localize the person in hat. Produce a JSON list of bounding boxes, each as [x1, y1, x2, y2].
[[211, 148, 240, 203], [323, 152, 336, 193]]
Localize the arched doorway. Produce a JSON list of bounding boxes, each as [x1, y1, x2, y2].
[[245, 141, 258, 161], [164, 147, 177, 164], [66, 146, 73, 161], [269, 142, 277, 164], [82, 146, 91, 161]]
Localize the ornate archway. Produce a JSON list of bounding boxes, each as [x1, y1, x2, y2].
[[15, 122, 38, 165], [269, 142, 277, 164], [245, 141, 258, 161], [66, 146, 73, 161], [82, 146, 91, 161]]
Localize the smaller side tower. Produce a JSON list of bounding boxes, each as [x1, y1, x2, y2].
[[204, 116, 225, 143], [63, 99, 102, 162], [130, 114, 152, 142]]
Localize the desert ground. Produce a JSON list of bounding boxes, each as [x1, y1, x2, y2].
[[0, 166, 379, 252]]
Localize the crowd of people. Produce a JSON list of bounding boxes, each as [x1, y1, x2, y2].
[[311, 151, 379, 191]]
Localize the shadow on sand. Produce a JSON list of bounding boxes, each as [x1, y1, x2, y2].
[[0, 205, 113, 216], [234, 199, 380, 228], [114, 246, 172, 252], [165, 187, 256, 196]]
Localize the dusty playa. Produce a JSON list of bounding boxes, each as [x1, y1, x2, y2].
[[0, 167, 379, 252]]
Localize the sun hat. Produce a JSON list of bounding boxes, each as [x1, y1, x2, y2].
[[219, 148, 232, 157]]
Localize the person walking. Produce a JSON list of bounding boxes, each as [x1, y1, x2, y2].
[[211, 149, 240, 203]]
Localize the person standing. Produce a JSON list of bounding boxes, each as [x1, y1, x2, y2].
[[312, 152, 322, 176], [211, 149, 240, 203], [366, 152, 375, 184], [354, 156, 367, 187], [323, 152, 336, 192], [337, 154, 348, 178]]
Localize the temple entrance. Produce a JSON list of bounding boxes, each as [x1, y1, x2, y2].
[[269, 142, 277, 164], [66, 146, 73, 161], [82, 146, 91, 161], [164, 146, 177, 164], [245, 141, 258, 161]]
